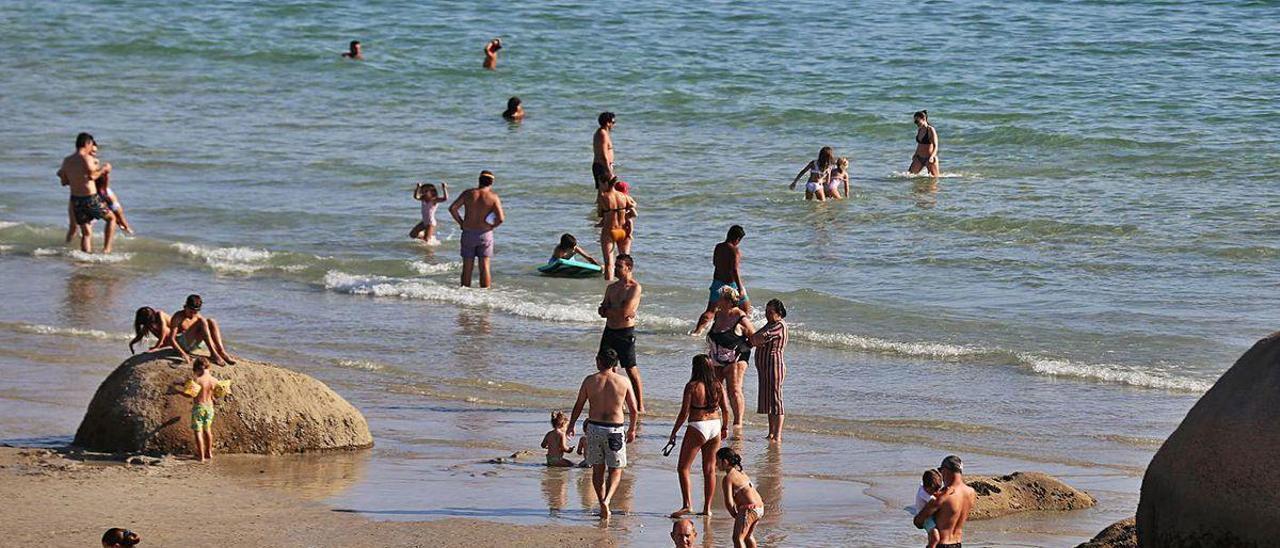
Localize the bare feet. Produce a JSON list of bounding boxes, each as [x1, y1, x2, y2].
[[670, 508, 693, 518], [599, 503, 611, 520]]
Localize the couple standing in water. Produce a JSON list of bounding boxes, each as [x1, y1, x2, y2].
[[789, 110, 941, 200]]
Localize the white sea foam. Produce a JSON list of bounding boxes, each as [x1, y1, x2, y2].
[[0, 221, 21, 230], [32, 247, 133, 263], [1019, 354, 1213, 393], [409, 260, 461, 275], [324, 271, 603, 324], [335, 359, 386, 371], [32, 248, 60, 256], [13, 323, 127, 341], [173, 242, 273, 273], [889, 171, 970, 179], [792, 329, 988, 359]]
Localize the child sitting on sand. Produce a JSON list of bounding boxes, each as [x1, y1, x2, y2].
[[914, 468, 944, 547], [179, 357, 222, 462], [550, 233, 600, 265], [409, 182, 449, 245], [541, 411, 575, 467], [717, 448, 765, 548]]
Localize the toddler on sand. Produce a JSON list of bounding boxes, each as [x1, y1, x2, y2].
[[914, 468, 944, 547], [541, 411, 575, 467]]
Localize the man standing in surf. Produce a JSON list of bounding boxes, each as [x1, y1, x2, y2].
[[592, 112, 616, 190], [448, 170, 505, 288], [567, 347, 639, 519], [691, 225, 749, 335], [598, 254, 645, 414], [915, 455, 976, 548], [57, 132, 117, 254]]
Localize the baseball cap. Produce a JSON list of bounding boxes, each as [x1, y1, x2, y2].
[[940, 455, 963, 473]]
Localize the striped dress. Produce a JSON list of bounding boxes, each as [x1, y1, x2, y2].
[[755, 320, 788, 415]]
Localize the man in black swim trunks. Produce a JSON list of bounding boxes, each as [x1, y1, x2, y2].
[[592, 111, 616, 190], [597, 254, 645, 413], [56, 132, 117, 253]]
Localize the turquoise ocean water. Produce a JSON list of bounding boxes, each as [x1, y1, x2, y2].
[[1, 1, 1278, 545]]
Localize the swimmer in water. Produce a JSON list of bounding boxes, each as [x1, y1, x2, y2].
[[342, 40, 363, 60], [409, 182, 449, 244], [596, 177, 636, 281], [826, 157, 849, 200], [789, 146, 835, 201], [909, 110, 940, 177], [550, 233, 600, 265], [483, 38, 502, 69], [503, 96, 524, 121]]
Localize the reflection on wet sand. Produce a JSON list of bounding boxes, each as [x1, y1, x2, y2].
[[61, 267, 126, 327], [756, 443, 787, 546], [574, 465, 637, 516], [541, 466, 570, 514], [214, 450, 369, 501]]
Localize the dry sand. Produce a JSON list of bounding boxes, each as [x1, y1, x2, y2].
[[0, 446, 614, 547]]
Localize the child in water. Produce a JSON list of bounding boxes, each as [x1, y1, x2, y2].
[[550, 233, 600, 265], [409, 182, 449, 245], [717, 448, 765, 548], [827, 157, 850, 200], [915, 468, 944, 547], [179, 357, 222, 462], [541, 411, 575, 467]]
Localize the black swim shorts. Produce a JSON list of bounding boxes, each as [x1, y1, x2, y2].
[[71, 194, 109, 225], [592, 162, 610, 187], [599, 326, 637, 369]]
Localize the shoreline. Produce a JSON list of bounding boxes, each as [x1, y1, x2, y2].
[[0, 446, 614, 547]]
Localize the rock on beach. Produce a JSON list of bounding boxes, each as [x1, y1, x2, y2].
[[73, 354, 372, 455], [968, 471, 1096, 520]]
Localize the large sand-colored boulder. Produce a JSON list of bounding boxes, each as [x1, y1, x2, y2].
[[968, 472, 1096, 520], [74, 354, 372, 454], [1136, 332, 1280, 546], [1077, 518, 1137, 548]]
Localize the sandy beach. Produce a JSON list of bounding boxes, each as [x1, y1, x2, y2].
[[0, 446, 612, 547]]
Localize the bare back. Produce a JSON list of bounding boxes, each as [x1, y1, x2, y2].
[[59, 152, 97, 197], [711, 242, 739, 283], [194, 373, 217, 405], [452, 188, 503, 231], [934, 483, 976, 544], [583, 370, 632, 424], [597, 189, 632, 231]]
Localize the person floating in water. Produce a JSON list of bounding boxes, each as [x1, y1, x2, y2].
[[789, 146, 835, 201], [592, 112, 616, 190], [341, 40, 363, 60], [483, 38, 502, 69], [503, 96, 524, 121], [909, 110, 940, 177], [448, 170, 505, 288], [410, 182, 449, 245], [551, 233, 599, 265], [57, 132, 117, 254]]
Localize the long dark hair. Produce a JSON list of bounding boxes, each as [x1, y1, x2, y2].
[[817, 146, 835, 171], [129, 307, 160, 354], [716, 447, 743, 471], [690, 354, 719, 408]]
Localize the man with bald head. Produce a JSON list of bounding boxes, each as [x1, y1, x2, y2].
[[671, 518, 697, 547]]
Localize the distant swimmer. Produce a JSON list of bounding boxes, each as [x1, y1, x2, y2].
[[409, 182, 448, 245], [788, 146, 835, 201], [596, 177, 636, 280], [826, 157, 850, 200], [717, 448, 766, 548], [691, 225, 749, 335], [483, 38, 502, 69], [915, 455, 976, 548], [448, 170, 505, 288], [671, 519, 698, 547], [597, 254, 645, 414], [909, 110, 940, 177], [550, 233, 600, 266], [342, 40, 363, 60], [592, 112, 616, 190], [667, 354, 729, 519], [502, 96, 524, 121], [57, 132, 117, 253], [567, 347, 640, 519]]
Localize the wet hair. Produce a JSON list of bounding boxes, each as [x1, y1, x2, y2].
[[598, 111, 616, 127], [557, 233, 577, 251], [102, 528, 141, 547], [922, 469, 943, 491], [349, 40, 360, 49], [193, 356, 209, 374], [817, 146, 835, 171], [690, 354, 720, 409], [184, 294, 202, 311], [716, 447, 743, 471], [597, 347, 619, 369], [914, 109, 928, 122], [420, 183, 438, 199], [478, 170, 495, 187], [766, 298, 787, 319], [504, 96, 522, 116], [727, 225, 745, 242], [551, 410, 568, 428], [837, 157, 849, 172], [76, 132, 95, 149], [616, 254, 633, 269]]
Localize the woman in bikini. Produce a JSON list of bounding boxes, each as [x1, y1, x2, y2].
[[789, 146, 835, 201], [707, 286, 755, 427], [596, 177, 636, 281], [909, 110, 940, 177], [668, 354, 731, 518], [717, 447, 766, 548]]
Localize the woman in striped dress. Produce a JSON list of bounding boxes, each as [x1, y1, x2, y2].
[[750, 299, 788, 442]]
